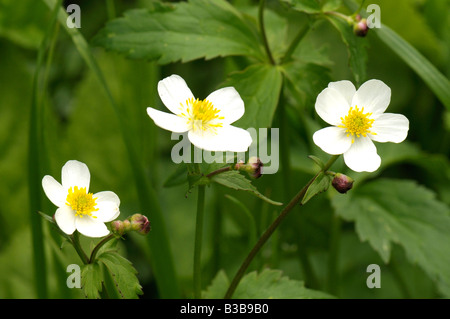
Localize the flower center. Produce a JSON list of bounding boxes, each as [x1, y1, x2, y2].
[[66, 186, 99, 218], [338, 106, 376, 143], [180, 98, 224, 133]]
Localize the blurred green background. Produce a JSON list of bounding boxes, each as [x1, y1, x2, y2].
[[0, 0, 449, 298]]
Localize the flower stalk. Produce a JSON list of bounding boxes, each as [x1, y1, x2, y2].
[[259, 0, 276, 65], [224, 155, 340, 299], [194, 184, 206, 299], [70, 231, 89, 265]]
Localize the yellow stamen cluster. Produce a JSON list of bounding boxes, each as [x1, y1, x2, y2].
[[180, 98, 224, 133], [338, 106, 376, 143], [66, 186, 99, 218]]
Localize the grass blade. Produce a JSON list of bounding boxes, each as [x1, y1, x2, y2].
[[374, 25, 450, 110], [28, 0, 63, 299]]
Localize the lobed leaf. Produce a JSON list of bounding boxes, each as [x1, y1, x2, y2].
[[98, 252, 143, 299], [332, 178, 450, 296], [223, 64, 283, 129], [81, 263, 103, 299], [92, 0, 265, 64], [203, 269, 334, 299]]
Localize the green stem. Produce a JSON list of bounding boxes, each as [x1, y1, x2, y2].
[[224, 155, 339, 299], [324, 11, 353, 24], [206, 166, 232, 178], [89, 233, 116, 264], [70, 232, 89, 265], [326, 212, 341, 295], [105, 0, 116, 19], [258, 0, 276, 65], [282, 20, 312, 64], [28, 0, 62, 298], [194, 184, 206, 298]]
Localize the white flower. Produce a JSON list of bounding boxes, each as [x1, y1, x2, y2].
[[313, 79, 409, 172], [146, 74, 252, 152], [42, 160, 120, 238]]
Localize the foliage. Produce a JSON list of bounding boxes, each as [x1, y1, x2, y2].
[[0, 0, 449, 299]]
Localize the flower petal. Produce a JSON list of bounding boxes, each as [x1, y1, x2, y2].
[[370, 113, 409, 143], [61, 160, 90, 191], [205, 87, 245, 125], [42, 175, 66, 207], [328, 80, 356, 106], [55, 206, 76, 235], [313, 126, 353, 155], [352, 79, 391, 116], [343, 137, 381, 172], [147, 107, 191, 133], [75, 217, 109, 238], [94, 191, 120, 222], [157, 74, 195, 115], [188, 125, 252, 153], [315, 86, 352, 126]]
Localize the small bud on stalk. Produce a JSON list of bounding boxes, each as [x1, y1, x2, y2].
[[235, 157, 263, 179], [111, 214, 151, 236], [353, 14, 369, 37], [332, 173, 354, 194], [130, 214, 151, 235]]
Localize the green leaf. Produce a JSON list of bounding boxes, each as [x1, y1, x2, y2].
[[224, 64, 283, 129], [163, 163, 188, 188], [282, 0, 342, 14], [373, 25, 450, 111], [326, 16, 368, 85], [98, 252, 143, 299], [282, 62, 332, 111], [332, 178, 450, 295], [281, 0, 322, 14], [81, 263, 103, 299], [307, 155, 325, 169], [211, 171, 282, 206], [203, 269, 335, 299], [301, 172, 332, 204], [92, 0, 264, 64]]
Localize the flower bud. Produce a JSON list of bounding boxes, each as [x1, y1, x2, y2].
[[247, 157, 263, 179], [235, 157, 263, 179], [332, 173, 354, 194], [111, 220, 126, 236], [129, 214, 151, 235], [234, 160, 245, 171], [353, 17, 369, 37]]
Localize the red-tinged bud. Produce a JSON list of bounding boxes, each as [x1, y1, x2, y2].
[[234, 160, 245, 171], [247, 157, 263, 179], [332, 173, 354, 194], [235, 157, 263, 179], [111, 220, 125, 236], [129, 214, 151, 235], [353, 18, 369, 37]]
